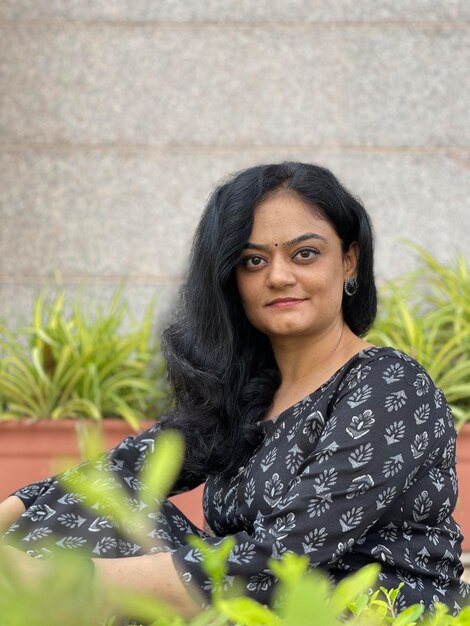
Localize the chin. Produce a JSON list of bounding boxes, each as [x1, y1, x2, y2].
[[266, 324, 312, 338]]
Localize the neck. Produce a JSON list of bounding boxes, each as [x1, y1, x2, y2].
[[270, 322, 367, 389]]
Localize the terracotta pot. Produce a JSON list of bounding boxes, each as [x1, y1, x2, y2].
[[455, 423, 470, 551], [0, 420, 204, 528]]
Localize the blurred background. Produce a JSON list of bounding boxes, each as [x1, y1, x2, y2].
[[0, 1, 469, 328]]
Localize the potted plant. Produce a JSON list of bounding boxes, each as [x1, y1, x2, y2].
[[366, 245, 470, 549], [0, 289, 204, 527]]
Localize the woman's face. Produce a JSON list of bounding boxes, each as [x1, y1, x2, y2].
[[235, 192, 358, 342]]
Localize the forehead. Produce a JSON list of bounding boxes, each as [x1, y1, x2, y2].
[[250, 192, 338, 242]]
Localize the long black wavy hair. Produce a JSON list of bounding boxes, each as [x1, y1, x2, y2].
[[161, 162, 377, 479]]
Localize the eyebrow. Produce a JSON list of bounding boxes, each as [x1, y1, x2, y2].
[[243, 232, 328, 250]]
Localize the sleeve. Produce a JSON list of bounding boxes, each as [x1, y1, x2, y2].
[[171, 355, 450, 606], [11, 413, 204, 509], [12, 477, 56, 509]]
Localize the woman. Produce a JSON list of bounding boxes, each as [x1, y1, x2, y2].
[[0, 162, 468, 617]]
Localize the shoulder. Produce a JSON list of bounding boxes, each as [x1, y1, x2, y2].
[[333, 346, 449, 418], [338, 346, 437, 391]]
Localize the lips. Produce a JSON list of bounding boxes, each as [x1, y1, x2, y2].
[[266, 297, 307, 308]]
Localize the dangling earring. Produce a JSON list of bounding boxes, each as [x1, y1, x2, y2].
[[344, 277, 358, 296]]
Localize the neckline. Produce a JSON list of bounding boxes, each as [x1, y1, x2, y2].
[[259, 345, 389, 432]]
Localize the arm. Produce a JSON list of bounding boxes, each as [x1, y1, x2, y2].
[[0, 545, 200, 619], [0, 496, 26, 536], [9, 477, 54, 510], [93, 551, 201, 618]]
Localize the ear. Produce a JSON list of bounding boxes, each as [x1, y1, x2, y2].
[[343, 242, 359, 279]]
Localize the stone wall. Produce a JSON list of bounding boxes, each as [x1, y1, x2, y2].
[[0, 1, 469, 328]]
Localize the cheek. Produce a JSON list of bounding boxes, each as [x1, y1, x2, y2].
[[238, 289, 258, 320], [236, 271, 259, 307], [315, 263, 344, 290], [309, 273, 344, 307], [236, 285, 265, 327], [236, 280, 254, 315]]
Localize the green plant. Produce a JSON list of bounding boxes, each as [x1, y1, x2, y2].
[[367, 245, 470, 429], [0, 289, 171, 428]]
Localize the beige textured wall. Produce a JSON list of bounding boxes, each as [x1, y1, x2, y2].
[[0, 1, 469, 328]]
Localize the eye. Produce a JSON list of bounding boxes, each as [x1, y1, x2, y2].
[[293, 248, 319, 262], [241, 255, 267, 270]]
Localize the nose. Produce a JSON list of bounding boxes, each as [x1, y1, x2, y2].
[[265, 256, 297, 289]]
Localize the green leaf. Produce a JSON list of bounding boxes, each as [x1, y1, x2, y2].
[[31, 346, 51, 387], [453, 606, 470, 626], [51, 398, 101, 420], [188, 535, 235, 587], [276, 574, 333, 626], [391, 603, 424, 625], [105, 393, 141, 429], [217, 597, 278, 626], [140, 430, 185, 507], [329, 563, 380, 615], [347, 592, 369, 616], [269, 552, 309, 587]]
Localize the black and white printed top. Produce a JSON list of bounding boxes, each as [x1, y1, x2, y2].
[[5, 347, 469, 614]]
